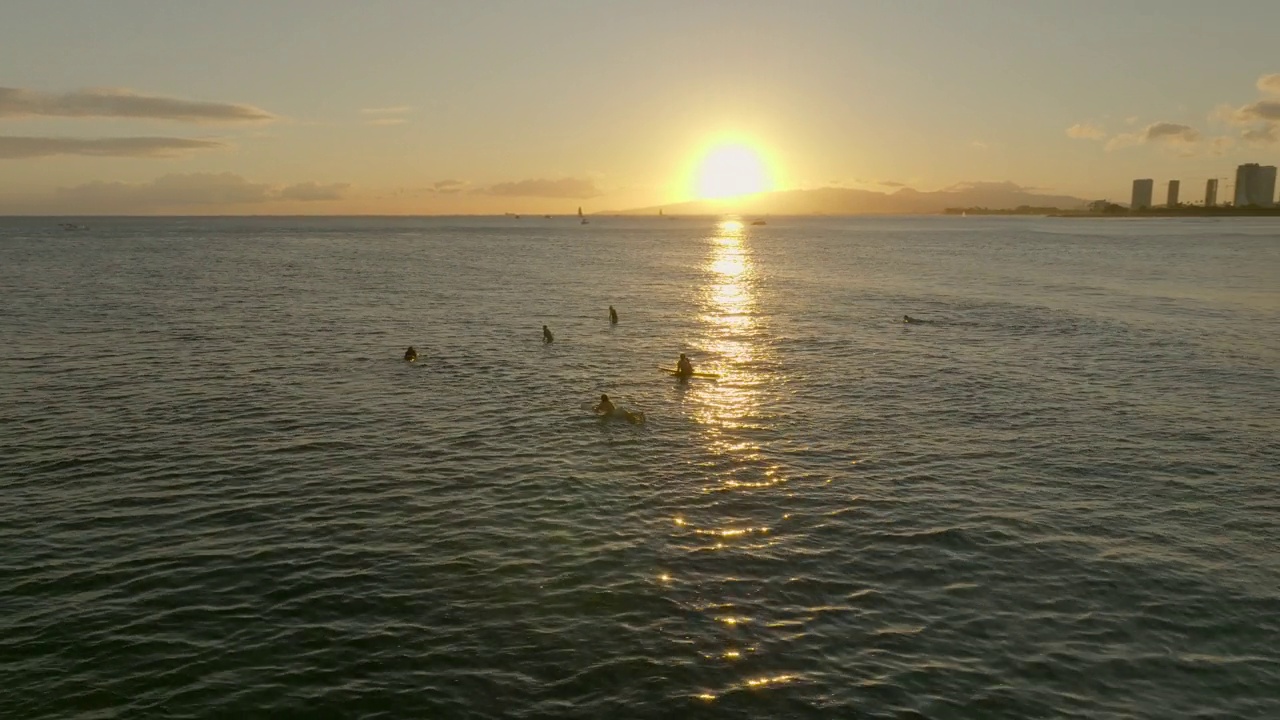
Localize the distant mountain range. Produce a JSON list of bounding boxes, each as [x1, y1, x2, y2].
[[612, 182, 1089, 216]]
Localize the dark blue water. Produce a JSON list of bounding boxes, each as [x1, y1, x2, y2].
[[2, 216, 1278, 718]]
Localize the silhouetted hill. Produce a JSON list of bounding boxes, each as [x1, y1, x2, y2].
[[614, 182, 1088, 215]]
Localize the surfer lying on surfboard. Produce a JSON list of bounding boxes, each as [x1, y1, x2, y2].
[[593, 394, 644, 424]]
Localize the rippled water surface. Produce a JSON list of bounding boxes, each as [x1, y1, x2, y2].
[[2, 216, 1278, 718]]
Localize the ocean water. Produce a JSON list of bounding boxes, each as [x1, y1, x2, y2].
[[1, 215, 1277, 719]]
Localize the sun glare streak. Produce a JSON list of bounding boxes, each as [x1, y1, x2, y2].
[[746, 674, 799, 688]]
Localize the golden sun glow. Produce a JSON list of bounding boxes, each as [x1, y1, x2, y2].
[[691, 143, 772, 200]]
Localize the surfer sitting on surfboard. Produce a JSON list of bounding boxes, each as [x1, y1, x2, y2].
[[404, 346, 418, 362], [543, 325, 554, 343], [676, 353, 694, 377]]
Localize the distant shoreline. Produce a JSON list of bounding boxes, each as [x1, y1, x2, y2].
[[3, 209, 1279, 220], [945, 207, 1280, 218], [1048, 209, 1280, 218]]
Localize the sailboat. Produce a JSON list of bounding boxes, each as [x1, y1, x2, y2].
[[578, 206, 588, 225]]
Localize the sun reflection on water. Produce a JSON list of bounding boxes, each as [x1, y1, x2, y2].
[[666, 218, 799, 694], [695, 219, 764, 433]]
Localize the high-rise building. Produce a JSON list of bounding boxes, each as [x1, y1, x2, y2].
[[1234, 164, 1278, 207], [1262, 168, 1278, 208], [1131, 179, 1154, 210], [1205, 178, 1218, 207], [1166, 180, 1180, 208]]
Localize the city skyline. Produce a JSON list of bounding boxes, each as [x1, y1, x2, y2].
[[1128, 162, 1277, 209], [1, 1, 1279, 215]]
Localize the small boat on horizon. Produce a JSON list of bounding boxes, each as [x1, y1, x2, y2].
[[579, 206, 588, 225]]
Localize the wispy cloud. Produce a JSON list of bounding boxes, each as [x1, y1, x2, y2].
[[482, 177, 602, 198], [278, 181, 350, 201], [1104, 134, 1141, 151], [0, 86, 274, 123], [0, 135, 225, 159], [1241, 125, 1278, 146], [944, 180, 1036, 193], [56, 173, 273, 206], [1257, 74, 1280, 96], [360, 106, 412, 115], [969, 140, 988, 150], [878, 180, 906, 188], [428, 179, 467, 194], [1209, 136, 1236, 155], [53, 173, 348, 209], [1066, 122, 1106, 140], [360, 106, 412, 126]]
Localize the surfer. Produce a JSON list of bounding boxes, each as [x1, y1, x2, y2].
[[404, 346, 418, 362], [594, 393, 643, 424], [676, 353, 694, 377], [903, 315, 918, 323], [609, 305, 618, 324], [543, 325, 554, 343]]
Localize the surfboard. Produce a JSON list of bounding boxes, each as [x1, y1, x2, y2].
[[658, 367, 720, 379], [580, 402, 645, 424]]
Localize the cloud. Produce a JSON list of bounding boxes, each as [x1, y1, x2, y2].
[[278, 181, 350, 201], [1086, 73, 1279, 154], [428, 179, 467, 194], [360, 106, 411, 126], [944, 180, 1035, 193], [1106, 122, 1200, 151], [482, 177, 602, 198], [1230, 99, 1280, 124], [0, 135, 224, 159], [1143, 122, 1200, 143], [1104, 133, 1141, 151], [969, 140, 988, 150], [0, 86, 274, 123], [878, 180, 906, 188], [1066, 123, 1106, 140], [1242, 124, 1278, 146], [52, 173, 350, 209], [56, 173, 273, 207], [1210, 74, 1280, 145]]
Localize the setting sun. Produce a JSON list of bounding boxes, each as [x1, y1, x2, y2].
[[691, 143, 773, 200]]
